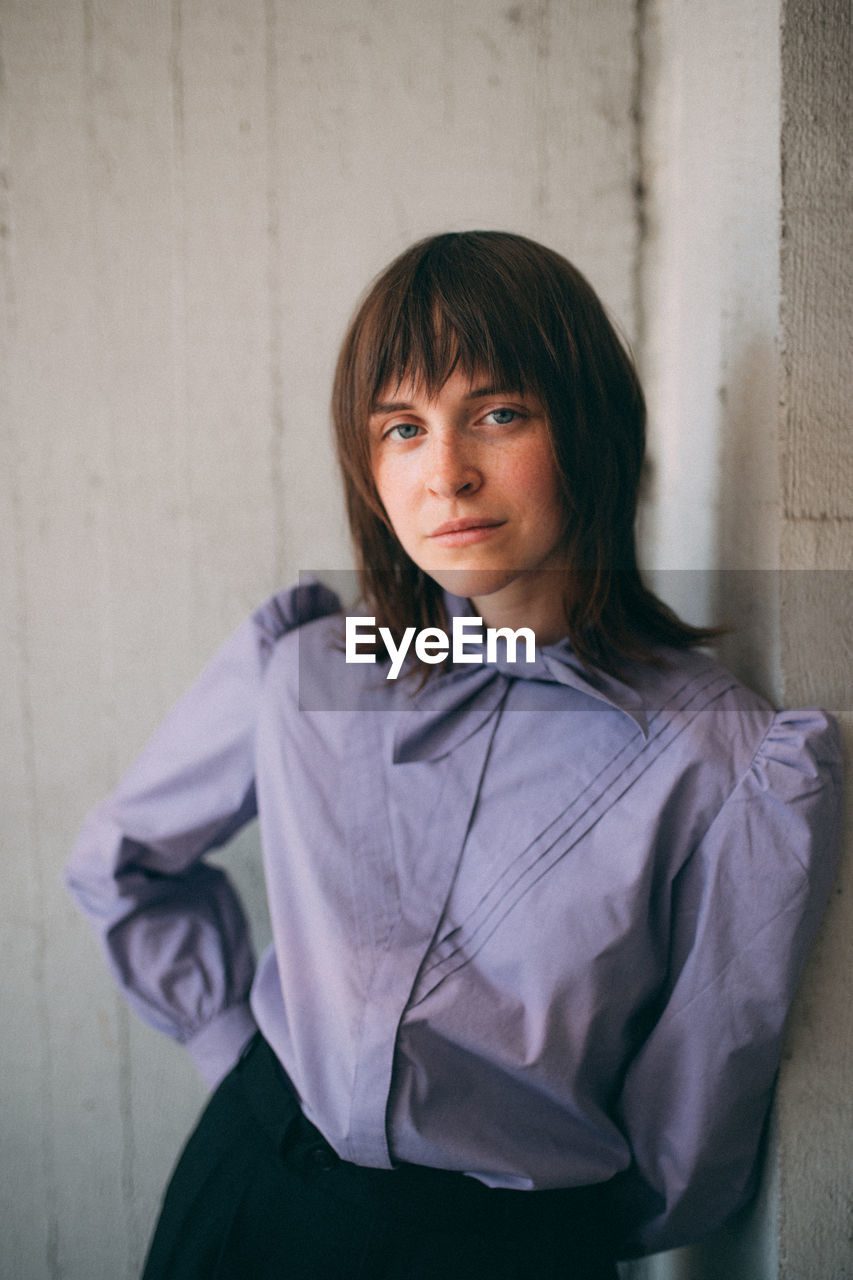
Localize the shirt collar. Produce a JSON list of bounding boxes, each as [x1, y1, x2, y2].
[[391, 593, 648, 764]]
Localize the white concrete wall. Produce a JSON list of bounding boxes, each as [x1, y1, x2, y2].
[[633, 9, 785, 1275], [0, 3, 640, 1277], [638, 0, 784, 699]]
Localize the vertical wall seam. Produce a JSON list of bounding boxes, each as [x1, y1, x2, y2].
[[82, 1, 140, 1268], [265, 0, 285, 584], [532, 0, 553, 221], [630, 0, 649, 365], [0, 21, 16, 325], [630, 0, 655, 561], [170, 0, 196, 652], [777, 0, 796, 527], [0, 14, 61, 1278], [29, 0, 62, 1254]]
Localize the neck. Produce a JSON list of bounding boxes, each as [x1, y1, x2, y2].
[[469, 571, 569, 647]]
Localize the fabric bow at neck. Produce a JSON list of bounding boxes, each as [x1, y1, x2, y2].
[[391, 636, 648, 764]]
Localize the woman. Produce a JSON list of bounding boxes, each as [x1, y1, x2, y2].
[[68, 232, 842, 1278]]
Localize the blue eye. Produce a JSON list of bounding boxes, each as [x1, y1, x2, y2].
[[390, 422, 420, 440], [487, 408, 518, 425]]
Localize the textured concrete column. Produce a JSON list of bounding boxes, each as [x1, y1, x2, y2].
[[775, 0, 853, 1275]]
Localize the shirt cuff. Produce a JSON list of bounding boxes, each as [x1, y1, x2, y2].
[[186, 1003, 258, 1088]]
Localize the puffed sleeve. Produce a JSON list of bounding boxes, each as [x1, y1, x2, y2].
[[612, 707, 843, 1257], [66, 580, 340, 1087]]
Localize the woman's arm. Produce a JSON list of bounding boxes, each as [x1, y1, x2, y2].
[[66, 580, 340, 1087], [612, 706, 842, 1256]]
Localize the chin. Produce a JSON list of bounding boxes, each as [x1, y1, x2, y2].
[[421, 567, 520, 600]]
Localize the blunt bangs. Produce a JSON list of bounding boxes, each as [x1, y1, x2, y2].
[[352, 232, 581, 418]]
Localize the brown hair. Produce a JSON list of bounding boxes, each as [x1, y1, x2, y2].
[[332, 230, 717, 673]]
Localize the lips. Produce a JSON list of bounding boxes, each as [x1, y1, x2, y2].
[[429, 517, 504, 538], [427, 517, 506, 547]]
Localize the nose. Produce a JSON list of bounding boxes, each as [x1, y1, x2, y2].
[[425, 433, 482, 498]]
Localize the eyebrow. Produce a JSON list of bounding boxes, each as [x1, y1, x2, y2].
[[369, 385, 518, 415]]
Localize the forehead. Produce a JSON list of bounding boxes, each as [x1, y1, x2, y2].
[[374, 366, 477, 402], [371, 365, 526, 412]]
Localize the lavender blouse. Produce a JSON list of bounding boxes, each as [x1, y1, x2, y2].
[[67, 581, 842, 1256]]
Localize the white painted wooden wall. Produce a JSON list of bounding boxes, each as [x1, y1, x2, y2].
[[2, 2, 850, 1278]]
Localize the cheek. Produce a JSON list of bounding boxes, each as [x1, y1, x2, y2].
[[505, 445, 564, 523], [372, 465, 416, 539]]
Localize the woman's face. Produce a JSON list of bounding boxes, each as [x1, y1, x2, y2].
[[369, 367, 570, 641]]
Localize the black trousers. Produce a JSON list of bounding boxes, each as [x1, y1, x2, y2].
[[142, 1035, 619, 1280]]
